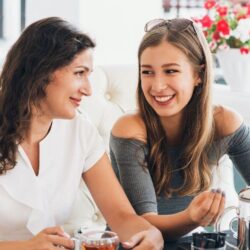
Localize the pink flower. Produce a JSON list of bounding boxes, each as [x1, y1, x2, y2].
[[216, 6, 228, 16], [237, 14, 248, 21], [213, 31, 220, 40], [204, 0, 216, 10], [191, 17, 200, 23], [240, 47, 249, 54], [203, 30, 208, 37], [218, 44, 229, 50], [246, 4, 250, 16], [209, 41, 217, 51], [195, 1, 250, 53], [200, 15, 213, 28], [216, 19, 230, 36]]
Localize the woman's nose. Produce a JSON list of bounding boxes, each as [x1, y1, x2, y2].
[[80, 78, 92, 96], [152, 75, 168, 92]]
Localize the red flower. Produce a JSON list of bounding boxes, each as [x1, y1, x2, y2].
[[216, 6, 228, 16], [204, 0, 216, 10], [200, 15, 213, 28], [213, 31, 220, 40], [246, 5, 250, 16], [237, 14, 248, 21], [195, 1, 250, 53], [216, 19, 230, 35], [240, 47, 249, 54], [203, 30, 208, 37], [191, 17, 200, 23]]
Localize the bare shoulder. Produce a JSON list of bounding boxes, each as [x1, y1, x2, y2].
[[111, 113, 147, 142], [214, 105, 243, 138]]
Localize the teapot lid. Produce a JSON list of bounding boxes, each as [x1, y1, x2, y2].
[[239, 187, 250, 202]]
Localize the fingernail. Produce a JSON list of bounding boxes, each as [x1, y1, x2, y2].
[[216, 188, 221, 193], [222, 191, 226, 197], [211, 189, 216, 193], [122, 242, 132, 248], [64, 232, 71, 238]]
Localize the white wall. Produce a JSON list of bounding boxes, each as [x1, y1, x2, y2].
[[25, 0, 80, 27], [0, 0, 81, 65], [0, 0, 21, 64], [79, 0, 164, 65], [0, 0, 164, 66]]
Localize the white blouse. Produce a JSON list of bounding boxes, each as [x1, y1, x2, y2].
[[0, 112, 105, 240]]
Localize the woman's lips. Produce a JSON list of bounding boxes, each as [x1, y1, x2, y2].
[[70, 97, 81, 107], [153, 94, 175, 106]]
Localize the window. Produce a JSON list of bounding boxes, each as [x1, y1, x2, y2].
[[0, 0, 3, 38], [163, 0, 204, 17], [20, 0, 25, 30]]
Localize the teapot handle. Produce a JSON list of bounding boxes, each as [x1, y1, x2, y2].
[[71, 237, 80, 250], [216, 206, 239, 232], [215, 206, 240, 249]]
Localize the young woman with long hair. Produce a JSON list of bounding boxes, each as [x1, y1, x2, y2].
[[110, 18, 250, 239]]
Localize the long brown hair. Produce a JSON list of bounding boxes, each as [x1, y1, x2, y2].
[[0, 17, 95, 175], [137, 20, 216, 196]]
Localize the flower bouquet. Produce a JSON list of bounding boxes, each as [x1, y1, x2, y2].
[[195, 0, 250, 54]]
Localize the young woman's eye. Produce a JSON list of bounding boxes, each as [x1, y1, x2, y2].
[[165, 69, 178, 74], [141, 70, 154, 75]]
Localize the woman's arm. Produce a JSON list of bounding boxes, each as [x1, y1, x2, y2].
[[0, 241, 28, 250], [110, 137, 225, 239], [141, 189, 225, 239], [214, 106, 250, 184], [110, 115, 225, 239], [82, 153, 163, 249]]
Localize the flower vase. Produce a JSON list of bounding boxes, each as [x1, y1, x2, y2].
[[216, 49, 250, 92]]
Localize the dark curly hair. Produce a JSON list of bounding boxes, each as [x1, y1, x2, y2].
[[0, 17, 95, 174]]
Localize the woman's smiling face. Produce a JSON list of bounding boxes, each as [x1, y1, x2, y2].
[[140, 40, 200, 120], [37, 49, 93, 120]]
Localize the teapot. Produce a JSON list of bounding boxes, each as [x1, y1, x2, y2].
[[216, 187, 250, 249]]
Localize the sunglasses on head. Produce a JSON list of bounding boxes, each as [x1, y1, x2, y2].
[[144, 18, 197, 35]]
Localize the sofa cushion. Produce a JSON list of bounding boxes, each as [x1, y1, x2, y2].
[[81, 65, 138, 151]]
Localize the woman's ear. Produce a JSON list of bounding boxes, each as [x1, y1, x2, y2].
[[194, 73, 202, 86], [195, 78, 201, 86], [194, 64, 205, 86]]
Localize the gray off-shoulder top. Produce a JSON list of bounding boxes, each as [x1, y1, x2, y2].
[[110, 123, 250, 215]]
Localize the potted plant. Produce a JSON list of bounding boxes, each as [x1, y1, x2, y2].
[[195, 0, 250, 92]]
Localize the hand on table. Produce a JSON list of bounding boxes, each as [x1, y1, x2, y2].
[[185, 189, 226, 227], [122, 226, 164, 250], [27, 226, 74, 250]]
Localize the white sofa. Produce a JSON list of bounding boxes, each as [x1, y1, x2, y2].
[[63, 64, 250, 235]]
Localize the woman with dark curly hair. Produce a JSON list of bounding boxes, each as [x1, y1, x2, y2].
[[0, 17, 163, 250]]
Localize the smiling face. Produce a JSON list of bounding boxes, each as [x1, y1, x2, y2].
[[140, 40, 200, 122], [38, 49, 93, 120]]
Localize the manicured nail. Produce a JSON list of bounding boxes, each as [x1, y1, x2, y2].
[[216, 188, 221, 193], [211, 189, 216, 193], [222, 191, 226, 197], [122, 242, 132, 248], [58, 230, 70, 238], [65, 232, 71, 238]]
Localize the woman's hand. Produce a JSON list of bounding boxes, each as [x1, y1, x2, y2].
[[26, 226, 74, 250], [122, 227, 164, 250], [185, 189, 226, 227]]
